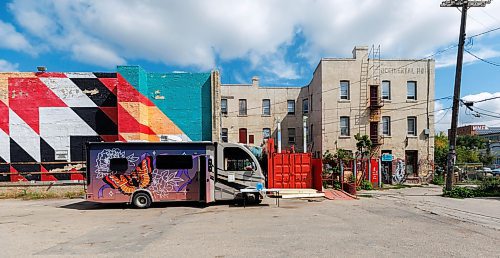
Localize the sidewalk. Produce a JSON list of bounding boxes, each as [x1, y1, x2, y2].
[[359, 185, 500, 230]]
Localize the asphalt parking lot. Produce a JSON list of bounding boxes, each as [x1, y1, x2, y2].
[[1, 185, 499, 257]]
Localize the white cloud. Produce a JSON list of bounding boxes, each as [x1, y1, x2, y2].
[[435, 92, 500, 133], [0, 59, 19, 71], [72, 43, 126, 68], [5, 0, 500, 75], [0, 19, 36, 55]]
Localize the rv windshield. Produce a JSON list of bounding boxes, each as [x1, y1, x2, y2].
[[224, 147, 256, 171]]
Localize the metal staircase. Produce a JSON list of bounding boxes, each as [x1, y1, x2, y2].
[[368, 45, 383, 148]]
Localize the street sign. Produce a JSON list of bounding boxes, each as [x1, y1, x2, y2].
[[381, 154, 393, 162]]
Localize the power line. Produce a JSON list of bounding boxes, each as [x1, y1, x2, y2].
[[464, 49, 500, 67], [468, 25, 500, 38], [471, 96, 500, 103]]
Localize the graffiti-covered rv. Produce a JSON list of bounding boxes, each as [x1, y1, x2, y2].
[[85, 142, 265, 208]]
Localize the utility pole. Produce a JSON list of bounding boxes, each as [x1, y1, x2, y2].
[[441, 0, 491, 191]]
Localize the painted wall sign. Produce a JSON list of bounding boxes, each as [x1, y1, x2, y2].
[[381, 153, 393, 162]]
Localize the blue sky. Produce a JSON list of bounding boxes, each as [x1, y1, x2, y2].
[[1, 0, 499, 131]]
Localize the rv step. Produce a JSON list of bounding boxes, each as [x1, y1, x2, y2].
[[280, 193, 326, 199]]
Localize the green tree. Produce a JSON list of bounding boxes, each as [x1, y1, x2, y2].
[[456, 146, 480, 163], [434, 132, 449, 169], [456, 135, 486, 150]]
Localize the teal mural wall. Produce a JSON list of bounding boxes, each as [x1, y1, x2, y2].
[[117, 66, 212, 141]]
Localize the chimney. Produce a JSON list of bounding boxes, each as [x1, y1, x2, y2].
[[252, 76, 259, 87], [352, 46, 369, 59]]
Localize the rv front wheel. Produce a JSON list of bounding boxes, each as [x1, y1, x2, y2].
[[133, 192, 151, 209]]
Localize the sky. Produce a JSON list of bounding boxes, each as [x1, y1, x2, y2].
[[0, 0, 499, 132]]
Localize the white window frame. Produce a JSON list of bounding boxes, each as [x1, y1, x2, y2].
[[303, 98, 309, 114], [382, 81, 391, 100], [221, 128, 228, 142], [262, 99, 271, 115], [340, 116, 350, 136], [340, 81, 350, 100], [287, 100, 295, 115], [239, 99, 247, 116], [221, 99, 228, 115], [407, 81, 417, 100], [407, 116, 417, 136], [382, 116, 391, 136]]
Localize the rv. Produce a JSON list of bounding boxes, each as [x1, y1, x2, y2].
[[85, 142, 265, 208]]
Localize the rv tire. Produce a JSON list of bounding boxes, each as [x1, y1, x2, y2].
[[133, 192, 152, 209]]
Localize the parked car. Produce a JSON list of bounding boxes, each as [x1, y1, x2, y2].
[[482, 167, 492, 173], [491, 168, 500, 176]]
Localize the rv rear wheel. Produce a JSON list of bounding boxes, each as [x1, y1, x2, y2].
[[133, 192, 152, 209]]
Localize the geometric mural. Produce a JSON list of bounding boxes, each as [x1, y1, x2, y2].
[[0, 66, 213, 182]]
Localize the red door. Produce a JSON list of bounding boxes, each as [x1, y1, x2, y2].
[[239, 128, 247, 143]]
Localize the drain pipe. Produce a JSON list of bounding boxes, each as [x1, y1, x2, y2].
[[277, 118, 282, 153], [303, 115, 308, 153]]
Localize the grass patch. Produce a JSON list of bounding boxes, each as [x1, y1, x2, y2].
[[0, 188, 85, 200]]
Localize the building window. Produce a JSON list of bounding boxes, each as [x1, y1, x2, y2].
[[249, 135, 254, 144], [407, 116, 417, 136], [382, 116, 391, 136], [340, 116, 350, 136], [221, 128, 228, 142], [221, 99, 228, 115], [340, 81, 350, 100], [239, 99, 247, 116], [287, 100, 295, 115], [382, 81, 391, 100], [288, 128, 296, 143], [303, 98, 309, 114], [407, 81, 416, 100], [263, 128, 271, 140], [262, 99, 270, 115], [239, 128, 247, 143]]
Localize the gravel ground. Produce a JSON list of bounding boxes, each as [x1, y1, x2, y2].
[[0, 185, 499, 257]]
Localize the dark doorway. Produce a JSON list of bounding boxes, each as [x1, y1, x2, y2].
[[405, 150, 418, 177], [381, 150, 392, 184]]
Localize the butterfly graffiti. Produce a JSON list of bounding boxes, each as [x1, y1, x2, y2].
[[103, 154, 153, 195]]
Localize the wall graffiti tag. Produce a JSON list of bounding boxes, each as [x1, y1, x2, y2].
[[392, 159, 406, 184]]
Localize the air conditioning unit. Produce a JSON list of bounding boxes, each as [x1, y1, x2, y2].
[[423, 128, 430, 135]]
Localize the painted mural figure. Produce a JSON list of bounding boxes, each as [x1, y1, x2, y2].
[[103, 154, 153, 195]]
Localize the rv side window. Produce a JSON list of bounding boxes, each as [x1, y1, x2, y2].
[[156, 155, 193, 169], [109, 158, 128, 173], [223, 147, 256, 171]]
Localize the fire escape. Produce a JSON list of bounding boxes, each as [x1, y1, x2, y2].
[[368, 45, 383, 147]]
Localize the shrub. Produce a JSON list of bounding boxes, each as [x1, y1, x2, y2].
[[476, 177, 500, 197], [360, 180, 373, 190], [443, 186, 476, 198], [431, 175, 445, 186]]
